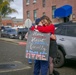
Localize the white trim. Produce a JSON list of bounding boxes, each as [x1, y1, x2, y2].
[[26, 3, 29, 5], [33, 0, 36, 3]]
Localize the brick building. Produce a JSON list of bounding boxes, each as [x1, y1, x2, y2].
[[2, 17, 23, 27], [23, 0, 76, 24]]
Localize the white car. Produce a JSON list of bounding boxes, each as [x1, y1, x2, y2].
[[54, 22, 76, 68]]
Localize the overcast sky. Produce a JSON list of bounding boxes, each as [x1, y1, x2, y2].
[[8, 0, 23, 19]]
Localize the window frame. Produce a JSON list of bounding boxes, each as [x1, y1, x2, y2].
[[55, 25, 67, 36], [33, 9, 37, 20], [66, 25, 76, 37], [26, 0, 30, 5], [42, 0, 46, 7], [33, 0, 37, 3], [26, 11, 30, 18], [52, 5, 56, 18]]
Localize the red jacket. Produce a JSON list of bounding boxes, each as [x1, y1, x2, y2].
[[30, 24, 55, 34]]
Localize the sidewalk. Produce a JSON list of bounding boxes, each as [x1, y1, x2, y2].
[[0, 38, 27, 45]]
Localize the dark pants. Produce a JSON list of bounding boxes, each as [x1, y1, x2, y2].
[[34, 60, 49, 75], [49, 40, 58, 58]]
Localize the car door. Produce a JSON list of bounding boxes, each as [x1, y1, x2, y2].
[[55, 25, 76, 59], [3, 30, 8, 37], [65, 25, 76, 58], [7, 30, 12, 38]]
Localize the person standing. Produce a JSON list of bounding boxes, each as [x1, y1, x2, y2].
[[30, 18, 49, 75], [31, 16, 59, 75], [25, 18, 42, 64]]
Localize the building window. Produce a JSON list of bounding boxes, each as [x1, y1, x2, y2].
[[26, 0, 30, 5], [52, 5, 56, 18], [27, 11, 30, 18], [42, 0, 46, 7], [43, 12, 46, 16], [33, 10, 37, 20], [33, 0, 36, 3]]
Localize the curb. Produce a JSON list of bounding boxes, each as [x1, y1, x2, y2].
[[18, 42, 27, 46]]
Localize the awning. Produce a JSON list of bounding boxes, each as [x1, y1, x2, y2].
[[54, 5, 72, 18]]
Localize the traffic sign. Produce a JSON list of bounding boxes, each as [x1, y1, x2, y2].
[[24, 19, 32, 28]]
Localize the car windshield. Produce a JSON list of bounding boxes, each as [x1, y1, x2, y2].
[[7, 29, 17, 33], [18, 28, 28, 32]]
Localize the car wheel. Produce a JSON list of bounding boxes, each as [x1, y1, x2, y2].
[[9, 36, 12, 39], [19, 35, 23, 40], [54, 49, 65, 68]]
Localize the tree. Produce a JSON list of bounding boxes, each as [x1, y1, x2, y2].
[[0, 0, 17, 26]]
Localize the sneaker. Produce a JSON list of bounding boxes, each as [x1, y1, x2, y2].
[[49, 74, 53, 75], [28, 59, 32, 64], [53, 70, 60, 75]]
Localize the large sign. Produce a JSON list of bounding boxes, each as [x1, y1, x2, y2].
[[25, 31, 50, 61]]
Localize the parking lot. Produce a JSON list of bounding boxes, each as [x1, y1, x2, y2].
[[0, 37, 76, 75]]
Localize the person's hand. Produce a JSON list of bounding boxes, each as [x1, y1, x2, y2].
[[35, 25, 38, 28], [50, 34, 56, 40], [25, 32, 28, 39], [34, 29, 39, 32], [38, 22, 43, 26]]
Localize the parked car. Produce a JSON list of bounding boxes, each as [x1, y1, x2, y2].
[[54, 23, 61, 30], [0, 26, 11, 32], [1, 28, 18, 39], [54, 22, 76, 68], [17, 28, 28, 40], [54, 21, 73, 30]]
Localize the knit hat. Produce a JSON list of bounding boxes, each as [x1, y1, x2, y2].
[[35, 18, 41, 25]]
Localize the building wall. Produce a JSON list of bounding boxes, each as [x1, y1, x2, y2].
[[52, 0, 76, 23], [23, 0, 76, 24], [2, 20, 13, 26], [23, 0, 52, 22], [2, 18, 23, 27], [13, 22, 23, 27]]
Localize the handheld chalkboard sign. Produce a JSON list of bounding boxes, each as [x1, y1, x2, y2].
[[25, 30, 50, 61]]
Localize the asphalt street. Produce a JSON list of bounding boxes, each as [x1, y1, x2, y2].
[[0, 38, 76, 75], [0, 39, 33, 75]]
